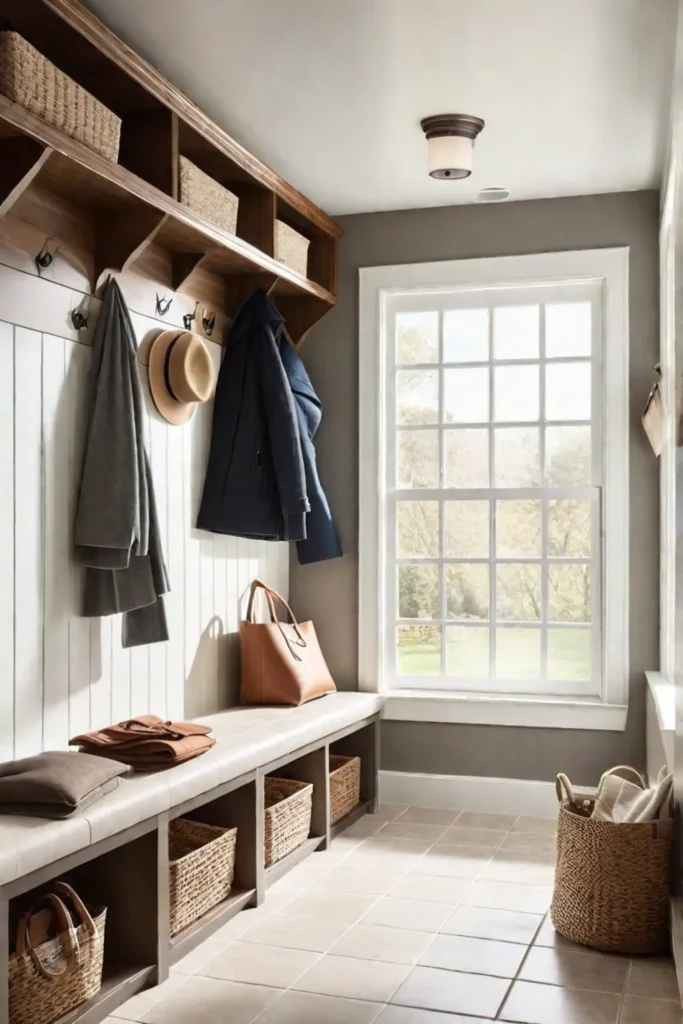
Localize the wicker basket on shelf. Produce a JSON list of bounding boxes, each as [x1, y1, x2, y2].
[[329, 755, 361, 824], [168, 818, 238, 936], [275, 219, 310, 277], [8, 883, 106, 1024], [264, 776, 313, 867], [178, 156, 239, 235], [0, 32, 121, 161]]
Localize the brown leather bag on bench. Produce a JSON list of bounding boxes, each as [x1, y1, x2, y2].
[[240, 580, 336, 706], [70, 715, 215, 771]]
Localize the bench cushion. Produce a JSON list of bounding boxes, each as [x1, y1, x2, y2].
[[0, 692, 383, 884]]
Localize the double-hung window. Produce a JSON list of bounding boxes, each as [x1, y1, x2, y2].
[[359, 250, 629, 730]]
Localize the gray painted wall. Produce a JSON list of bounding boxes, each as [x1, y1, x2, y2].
[[291, 191, 659, 783]]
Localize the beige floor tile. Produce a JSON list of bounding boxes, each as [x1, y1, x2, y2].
[[480, 854, 555, 886], [371, 805, 409, 822], [197, 941, 319, 988], [341, 819, 386, 839], [396, 807, 461, 826], [420, 846, 493, 878], [464, 879, 552, 914], [376, 822, 450, 843], [113, 975, 186, 1020], [391, 964, 510, 1017], [240, 911, 351, 952], [330, 923, 433, 964], [519, 946, 629, 993], [139, 976, 279, 1024], [254, 991, 384, 1024], [342, 852, 425, 875], [620, 996, 683, 1024], [362, 896, 454, 933], [389, 872, 472, 905], [282, 890, 379, 923], [500, 833, 556, 855], [376, 1007, 494, 1024], [627, 959, 680, 1001], [532, 915, 589, 951], [442, 905, 543, 944], [420, 933, 527, 978], [292, 954, 410, 1003], [171, 937, 229, 975], [437, 828, 506, 850], [313, 866, 406, 896], [362, 837, 436, 856], [499, 979, 621, 1024], [454, 812, 518, 831], [510, 816, 557, 836]]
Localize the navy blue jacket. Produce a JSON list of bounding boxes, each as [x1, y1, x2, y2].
[[197, 290, 341, 564]]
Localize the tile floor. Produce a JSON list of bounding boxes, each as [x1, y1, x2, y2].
[[106, 805, 682, 1024]]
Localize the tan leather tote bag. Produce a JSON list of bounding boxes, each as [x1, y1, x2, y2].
[[240, 580, 336, 706]]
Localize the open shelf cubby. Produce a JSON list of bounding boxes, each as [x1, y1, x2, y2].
[[0, 0, 341, 344]]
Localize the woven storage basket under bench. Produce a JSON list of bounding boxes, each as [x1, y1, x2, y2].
[[0, 31, 121, 161], [329, 755, 361, 824], [264, 776, 313, 867], [168, 818, 238, 935]]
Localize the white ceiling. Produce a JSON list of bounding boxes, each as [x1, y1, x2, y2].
[[85, 0, 678, 215]]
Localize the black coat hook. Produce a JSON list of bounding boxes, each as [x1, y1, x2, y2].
[[183, 300, 199, 331], [70, 307, 89, 331], [35, 238, 58, 275], [156, 292, 173, 317], [202, 309, 216, 337]]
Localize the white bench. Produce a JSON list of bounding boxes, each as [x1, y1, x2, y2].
[[0, 692, 383, 1024]]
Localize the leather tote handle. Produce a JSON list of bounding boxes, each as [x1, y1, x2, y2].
[[246, 580, 308, 661], [16, 893, 80, 980]]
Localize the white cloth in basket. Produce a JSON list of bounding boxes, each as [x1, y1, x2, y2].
[[592, 765, 673, 823]]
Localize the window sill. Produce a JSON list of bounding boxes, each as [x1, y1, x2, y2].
[[381, 689, 628, 730]]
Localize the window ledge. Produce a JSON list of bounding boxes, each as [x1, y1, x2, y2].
[[382, 690, 628, 730]]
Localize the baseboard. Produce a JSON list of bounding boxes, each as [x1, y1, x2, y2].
[[379, 770, 591, 819]]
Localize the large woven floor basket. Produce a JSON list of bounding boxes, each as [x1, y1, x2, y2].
[[330, 755, 361, 824], [0, 32, 121, 161], [264, 776, 313, 867], [8, 886, 106, 1024], [169, 818, 238, 935], [551, 795, 673, 955]]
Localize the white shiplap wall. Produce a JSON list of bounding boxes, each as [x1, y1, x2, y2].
[[0, 266, 288, 762]]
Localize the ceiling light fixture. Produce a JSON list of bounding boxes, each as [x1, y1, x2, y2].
[[476, 186, 510, 202], [420, 113, 485, 180]]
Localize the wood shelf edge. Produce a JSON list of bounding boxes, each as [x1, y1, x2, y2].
[[39, 0, 343, 240], [0, 139, 53, 218], [0, 94, 336, 308]]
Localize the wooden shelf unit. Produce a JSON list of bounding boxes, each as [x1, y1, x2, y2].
[[0, 0, 341, 344], [0, 715, 380, 1024]]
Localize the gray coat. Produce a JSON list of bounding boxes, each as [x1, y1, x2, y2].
[[74, 278, 169, 648]]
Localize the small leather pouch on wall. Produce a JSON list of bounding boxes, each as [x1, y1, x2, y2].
[[240, 580, 336, 706]]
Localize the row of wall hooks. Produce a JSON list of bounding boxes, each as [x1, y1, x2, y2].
[[32, 236, 218, 339]]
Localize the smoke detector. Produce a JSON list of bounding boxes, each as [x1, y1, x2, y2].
[[476, 187, 510, 203], [420, 113, 485, 179]]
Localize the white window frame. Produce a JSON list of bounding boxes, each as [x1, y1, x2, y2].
[[359, 248, 630, 731]]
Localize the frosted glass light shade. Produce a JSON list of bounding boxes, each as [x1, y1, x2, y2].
[[427, 135, 473, 179]]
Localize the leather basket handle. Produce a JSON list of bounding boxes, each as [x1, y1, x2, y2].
[[16, 893, 80, 980], [555, 773, 578, 807], [598, 765, 647, 791]]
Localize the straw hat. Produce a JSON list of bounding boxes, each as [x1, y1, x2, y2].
[[147, 330, 214, 425]]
